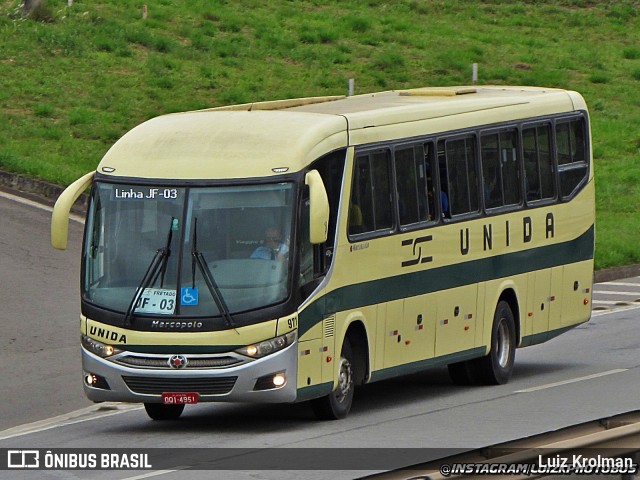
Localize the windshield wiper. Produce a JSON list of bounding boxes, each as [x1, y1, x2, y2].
[[123, 217, 175, 326], [191, 218, 236, 329]]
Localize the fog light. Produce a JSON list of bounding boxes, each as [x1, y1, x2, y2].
[[272, 373, 286, 387], [83, 372, 110, 390], [253, 371, 287, 391]]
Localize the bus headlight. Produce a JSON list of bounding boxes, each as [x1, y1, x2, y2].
[[81, 335, 122, 358], [236, 331, 296, 359]]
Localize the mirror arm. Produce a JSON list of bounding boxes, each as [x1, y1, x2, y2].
[[51, 171, 95, 250]]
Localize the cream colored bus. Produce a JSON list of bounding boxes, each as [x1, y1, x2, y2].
[[52, 86, 594, 420]]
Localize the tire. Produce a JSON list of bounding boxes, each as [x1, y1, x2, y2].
[[473, 300, 516, 385], [311, 340, 355, 420], [144, 402, 185, 420]]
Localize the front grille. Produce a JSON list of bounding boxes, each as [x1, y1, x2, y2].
[[115, 355, 242, 369], [122, 375, 237, 395]]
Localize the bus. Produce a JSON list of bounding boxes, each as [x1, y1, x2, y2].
[[51, 85, 594, 420]]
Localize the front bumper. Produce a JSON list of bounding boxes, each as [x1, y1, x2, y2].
[[82, 341, 298, 404]]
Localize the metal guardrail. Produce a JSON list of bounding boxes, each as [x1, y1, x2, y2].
[[361, 411, 640, 480]]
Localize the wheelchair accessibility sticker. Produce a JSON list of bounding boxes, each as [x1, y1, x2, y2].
[[181, 288, 199, 306]]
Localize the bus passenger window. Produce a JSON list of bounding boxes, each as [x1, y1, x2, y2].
[[437, 141, 450, 218], [442, 136, 479, 216], [395, 145, 431, 226], [556, 118, 588, 199], [348, 156, 371, 235], [523, 124, 554, 203], [481, 128, 521, 209], [481, 133, 501, 209], [500, 129, 520, 206], [349, 150, 393, 235], [424, 143, 437, 221]]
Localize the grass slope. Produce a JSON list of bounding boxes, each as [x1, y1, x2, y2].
[[1, 0, 639, 269]]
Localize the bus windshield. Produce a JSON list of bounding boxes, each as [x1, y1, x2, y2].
[[83, 182, 295, 318]]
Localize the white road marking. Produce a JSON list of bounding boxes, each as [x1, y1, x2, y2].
[[593, 290, 640, 296], [121, 466, 191, 480], [0, 189, 84, 224], [591, 300, 636, 305], [600, 281, 640, 288], [514, 369, 628, 393], [592, 304, 640, 316], [0, 403, 142, 441]]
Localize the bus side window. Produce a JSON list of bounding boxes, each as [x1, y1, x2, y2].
[[437, 141, 449, 218], [441, 136, 479, 216], [481, 128, 521, 210], [395, 145, 431, 225], [481, 133, 501, 209], [523, 123, 555, 203], [309, 149, 346, 274], [423, 143, 437, 221], [556, 117, 588, 199], [348, 155, 370, 235], [500, 129, 520, 206], [349, 150, 393, 235]]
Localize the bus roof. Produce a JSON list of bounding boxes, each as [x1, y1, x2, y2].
[[98, 86, 585, 181]]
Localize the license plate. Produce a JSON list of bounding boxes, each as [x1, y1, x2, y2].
[[162, 392, 199, 405]]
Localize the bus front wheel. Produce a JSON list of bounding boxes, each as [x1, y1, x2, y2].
[[474, 300, 516, 385], [311, 340, 354, 420], [144, 402, 185, 420]]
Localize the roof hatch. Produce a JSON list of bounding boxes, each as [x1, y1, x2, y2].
[[399, 87, 478, 97]]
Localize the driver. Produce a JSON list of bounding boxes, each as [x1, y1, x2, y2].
[[250, 227, 288, 261]]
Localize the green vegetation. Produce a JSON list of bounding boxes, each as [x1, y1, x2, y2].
[[1, 0, 639, 269]]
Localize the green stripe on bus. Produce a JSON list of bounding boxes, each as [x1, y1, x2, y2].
[[299, 225, 594, 337], [296, 382, 334, 402], [369, 347, 487, 383], [520, 323, 587, 347]]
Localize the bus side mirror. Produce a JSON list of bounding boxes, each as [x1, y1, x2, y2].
[[51, 171, 95, 250], [305, 170, 329, 245]]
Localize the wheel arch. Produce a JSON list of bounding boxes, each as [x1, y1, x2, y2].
[[497, 288, 521, 345], [342, 319, 369, 386]]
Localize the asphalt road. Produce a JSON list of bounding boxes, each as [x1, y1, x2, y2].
[[0, 192, 90, 431], [1, 192, 639, 480]]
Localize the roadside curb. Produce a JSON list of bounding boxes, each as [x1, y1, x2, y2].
[[0, 168, 88, 213], [1, 168, 638, 281], [594, 264, 640, 283]]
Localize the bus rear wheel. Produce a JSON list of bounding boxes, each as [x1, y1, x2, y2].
[[473, 300, 516, 385], [144, 402, 185, 420], [311, 340, 354, 420]]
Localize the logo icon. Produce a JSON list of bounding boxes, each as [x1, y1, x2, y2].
[[401, 235, 433, 267], [169, 355, 188, 369], [181, 287, 199, 306], [8, 450, 39, 469]]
